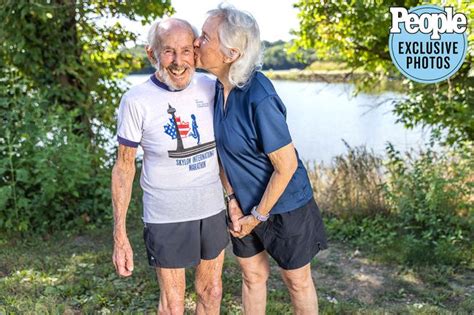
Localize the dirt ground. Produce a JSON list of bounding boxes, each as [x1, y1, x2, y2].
[[226, 241, 474, 311], [312, 242, 472, 309]]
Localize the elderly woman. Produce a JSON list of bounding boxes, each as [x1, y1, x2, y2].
[[194, 4, 328, 315]]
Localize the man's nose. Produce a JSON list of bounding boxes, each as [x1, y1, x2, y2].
[[173, 52, 183, 65]]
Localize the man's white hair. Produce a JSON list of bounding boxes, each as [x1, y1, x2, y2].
[[208, 4, 263, 88], [146, 18, 198, 69]]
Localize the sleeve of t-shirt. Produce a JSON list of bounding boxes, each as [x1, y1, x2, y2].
[[254, 95, 292, 154], [116, 94, 143, 148]]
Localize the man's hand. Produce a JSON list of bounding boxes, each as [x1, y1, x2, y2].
[[228, 199, 244, 232], [230, 215, 260, 238], [113, 236, 134, 277]]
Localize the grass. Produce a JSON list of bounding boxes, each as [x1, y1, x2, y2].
[[1, 211, 473, 314]]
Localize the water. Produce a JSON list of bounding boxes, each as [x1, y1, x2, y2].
[[126, 75, 430, 163]]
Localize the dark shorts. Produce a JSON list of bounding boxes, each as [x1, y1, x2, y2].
[[231, 198, 328, 270], [144, 210, 229, 268]]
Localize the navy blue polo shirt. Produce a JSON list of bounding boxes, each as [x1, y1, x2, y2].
[[214, 71, 313, 215]]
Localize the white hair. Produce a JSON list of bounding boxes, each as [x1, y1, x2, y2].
[[208, 4, 263, 88], [146, 18, 198, 69]]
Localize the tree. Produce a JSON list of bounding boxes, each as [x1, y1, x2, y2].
[[262, 40, 317, 70], [0, 1, 173, 233], [293, 0, 473, 145]]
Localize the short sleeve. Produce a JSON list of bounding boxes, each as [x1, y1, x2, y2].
[[117, 94, 143, 148], [254, 95, 292, 154]]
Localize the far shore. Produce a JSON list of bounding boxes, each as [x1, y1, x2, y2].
[[129, 68, 403, 91], [263, 69, 366, 83]]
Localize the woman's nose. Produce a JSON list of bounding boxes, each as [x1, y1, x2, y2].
[[193, 37, 201, 48]]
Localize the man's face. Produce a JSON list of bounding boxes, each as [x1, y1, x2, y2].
[[155, 27, 195, 90], [194, 16, 226, 75]]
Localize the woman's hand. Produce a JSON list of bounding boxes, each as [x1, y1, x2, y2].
[[230, 215, 260, 238]]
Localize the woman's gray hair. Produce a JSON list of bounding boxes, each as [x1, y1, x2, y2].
[[208, 4, 263, 88]]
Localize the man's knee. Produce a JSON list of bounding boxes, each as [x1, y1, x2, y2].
[[242, 265, 270, 287], [196, 281, 223, 303]]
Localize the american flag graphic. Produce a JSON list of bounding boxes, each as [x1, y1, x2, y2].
[[164, 117, 190, 139]]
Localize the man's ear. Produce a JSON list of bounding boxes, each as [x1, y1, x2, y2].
[[224, 48, 241, 64], [146, 45, 157, 64]]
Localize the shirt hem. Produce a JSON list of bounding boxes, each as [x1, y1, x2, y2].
[[142, 207, 226, 224]]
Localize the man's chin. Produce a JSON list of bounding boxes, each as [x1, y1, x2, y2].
[[171, 82, 190, 91], [170, 74, 193, 90], [159, 69, 194, 91]]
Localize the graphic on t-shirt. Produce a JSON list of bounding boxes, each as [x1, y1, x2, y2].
[[164, 116, 191, 140], [189, 114, 200, 144], [164, 104, 215, 158]]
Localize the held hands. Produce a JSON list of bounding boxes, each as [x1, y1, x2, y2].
[[227, 198, 244, 233], [228, 198, 261, 238], [230, 215, 260, 238], [113, 235, 134, 277]]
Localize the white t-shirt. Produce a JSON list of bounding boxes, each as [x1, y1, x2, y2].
[[117, 73, 225, 223]]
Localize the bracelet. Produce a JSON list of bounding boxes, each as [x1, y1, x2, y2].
[[251, 205, 269, 222], [225, 193, 236, 203]]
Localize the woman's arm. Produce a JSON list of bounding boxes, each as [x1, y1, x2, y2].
[[232, 142, 298, 238]]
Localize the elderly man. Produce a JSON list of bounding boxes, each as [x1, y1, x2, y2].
[[111, 18, 228, 314]]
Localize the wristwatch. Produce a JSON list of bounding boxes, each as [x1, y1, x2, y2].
[[251, 205, 270, 222], [225, 193, 236, 203]]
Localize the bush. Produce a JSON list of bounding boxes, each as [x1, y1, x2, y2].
[[384, 143, 473, 266], [309, 141, 473, 267], [0, 69, 112, 234], [308, 141, 387, 219]]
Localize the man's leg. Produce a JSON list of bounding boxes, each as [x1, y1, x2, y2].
[[194, 249, 225, 315], [155, 267, 186, 315], [280, 263, 318, 315], [236, 251, 270, 315]]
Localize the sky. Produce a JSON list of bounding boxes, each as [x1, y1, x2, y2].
[[125, 0, 300, 44]]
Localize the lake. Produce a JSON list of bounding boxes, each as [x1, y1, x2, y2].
[[126, 74, 430, 163]]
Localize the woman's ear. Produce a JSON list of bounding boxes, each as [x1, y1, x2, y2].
[[224, 48, 241, 64]]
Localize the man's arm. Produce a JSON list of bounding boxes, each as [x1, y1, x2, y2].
[[218, 158, 244, 232], [232, 142, 298, 238], [112, 144, 137, 277]]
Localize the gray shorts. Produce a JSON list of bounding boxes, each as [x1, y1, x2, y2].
[[143, 210, 229, 268]]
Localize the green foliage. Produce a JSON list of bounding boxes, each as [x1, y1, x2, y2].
[[0, 68, 111, 233], [384, 143, 473, 266], [0, 1, 173, 233], [293, 0, 473, 145], [126, 44, 156, 74], [262, 40, 316, 70], [325, 215, 397, 248], [309, 142, 473, 267]]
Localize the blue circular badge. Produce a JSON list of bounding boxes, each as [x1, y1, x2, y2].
[[389, 5, 467, 84]]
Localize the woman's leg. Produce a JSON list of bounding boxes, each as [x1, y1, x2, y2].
[[236, 251, 270, 315], [280, 263, 318, 315]]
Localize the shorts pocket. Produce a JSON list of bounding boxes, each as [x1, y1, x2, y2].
[[270, 208, 308, 239]]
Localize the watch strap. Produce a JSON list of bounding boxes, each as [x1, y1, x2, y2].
[[225, 193, 236, 203], [251, 206, 269, 222]]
